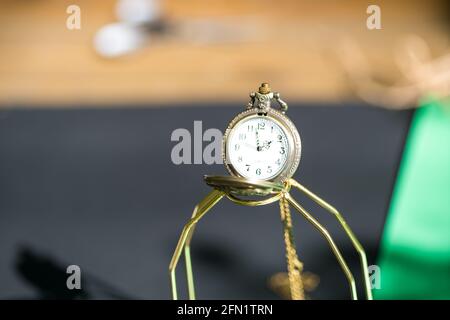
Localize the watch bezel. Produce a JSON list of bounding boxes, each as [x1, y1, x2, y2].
[[222, 107, 301, 183]]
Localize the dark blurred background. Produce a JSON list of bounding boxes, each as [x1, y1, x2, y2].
[[0, 0, 449, 300]]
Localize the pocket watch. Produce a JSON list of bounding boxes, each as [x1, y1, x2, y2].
[[223, 83, 301, 183]]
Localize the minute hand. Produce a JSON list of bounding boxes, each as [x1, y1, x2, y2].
[[256, 130, 262, 151]]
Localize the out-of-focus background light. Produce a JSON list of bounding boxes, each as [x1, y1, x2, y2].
[[0, 0, 448, 107]]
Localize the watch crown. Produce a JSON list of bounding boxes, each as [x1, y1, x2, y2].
[[258, 83, 271, 94], [247, 83, 288, 113]]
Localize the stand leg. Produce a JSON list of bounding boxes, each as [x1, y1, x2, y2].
[[289, 179, 373, 300], [169, 190, 224, 300], [285, 192, 358, 300], [279, 194, 305, 300]]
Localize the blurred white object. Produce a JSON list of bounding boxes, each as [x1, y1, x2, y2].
[[116, 0, 161, 24], [93, 23, 149, 58], [93, 0, 260, 58]]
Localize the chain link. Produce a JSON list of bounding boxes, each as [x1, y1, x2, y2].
[[279, 193, 305, 300]]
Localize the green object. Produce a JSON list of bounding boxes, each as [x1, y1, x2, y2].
[[375, 98, 450, 299]]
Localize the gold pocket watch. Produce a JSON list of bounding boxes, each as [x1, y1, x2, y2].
[[223, 83, 301, 183], [169, 83, 373, 301]]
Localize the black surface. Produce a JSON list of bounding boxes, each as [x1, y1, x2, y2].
[[0, 104, 412, 299]]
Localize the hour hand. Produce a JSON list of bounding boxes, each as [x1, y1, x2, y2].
[[259, 140, 272, 151]]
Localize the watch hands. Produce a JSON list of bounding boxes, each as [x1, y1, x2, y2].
[[255, 130, 273, 151], [258, 140, 272, 151], [263, 140, 272, 149]]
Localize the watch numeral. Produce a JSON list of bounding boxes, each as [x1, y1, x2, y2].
[[256, 168, 261, 175], [247, 125, 253, 132], [258, 122, 265, 130], [267, 166, 272, 173], [277, 135, 283, 142], [246, 164, 250, 171], [235, 144, 240, 151], [238, 133, 246, 140], [238, 156, 243, 162], [276, 159, 281, 165], [280, 147, 285, 154]]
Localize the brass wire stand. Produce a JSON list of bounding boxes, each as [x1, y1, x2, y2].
[[169, 176, 373, 300]]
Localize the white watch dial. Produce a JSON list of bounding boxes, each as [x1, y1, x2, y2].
[[227, 117, 289, 180]]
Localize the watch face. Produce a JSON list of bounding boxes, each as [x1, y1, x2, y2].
[[226, 116, 290, 180]]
